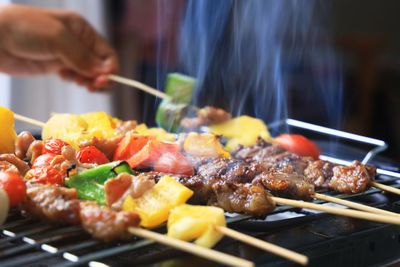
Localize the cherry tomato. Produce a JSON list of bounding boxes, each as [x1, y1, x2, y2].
[[32, 153, 56, 169], [274, 134, 320, 159], [29, 166, 64, 185], [43, 139, 68, 155], [77, 146, 109, 165], [0, 172, 27, 207], [154, 151, 194, 176]]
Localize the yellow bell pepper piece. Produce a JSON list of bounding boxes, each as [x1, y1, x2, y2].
[[209, 115, 272, 151], [0, 107, 17, 154], [183, 132, 230, 158], [135, 123, 176, 142], [123, 176, 193, 228], [167, 204, 226, 248], [42, 112, 121, 149]]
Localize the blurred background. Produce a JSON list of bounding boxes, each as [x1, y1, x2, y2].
[[0, 0, 399, 160]]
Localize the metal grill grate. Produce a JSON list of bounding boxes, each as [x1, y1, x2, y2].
[[1, 119, 399, 267]]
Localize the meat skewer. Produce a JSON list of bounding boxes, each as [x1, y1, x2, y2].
[[12, 115, 399, 219], [8, 133, 308, 266], [231, 139, 400, 214]]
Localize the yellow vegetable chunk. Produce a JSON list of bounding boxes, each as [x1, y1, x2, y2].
[[135, 123, 176, 142], [42, 112, 120, 149], [183, 132, 229, 158], [123, 176, 193, 228], [0, 107, 17, 154], [168, 204, 226, 248], [209, 115, 272, 151]]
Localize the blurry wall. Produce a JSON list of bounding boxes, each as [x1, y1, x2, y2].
[[7, 0, 114, 132]]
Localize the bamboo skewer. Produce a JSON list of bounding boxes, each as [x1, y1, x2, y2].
[[108, 74, 170, 100], [313, 193, 400, 217], [371, 182, 400, 196], [128, 227, 254, 267], [14, 113, 46, 128], [217, 226, 308, 265], [272, 197, 400, 225]]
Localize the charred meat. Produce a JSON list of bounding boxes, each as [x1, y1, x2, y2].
[[79, 201, 140, 241]]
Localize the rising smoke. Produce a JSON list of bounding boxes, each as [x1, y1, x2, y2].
[[178, 0, 343, 128]]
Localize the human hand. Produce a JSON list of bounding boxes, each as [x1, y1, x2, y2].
[[0, 4, 118, 90]]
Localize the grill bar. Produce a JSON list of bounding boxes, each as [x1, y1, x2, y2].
[[0, 240, 100, 267], [58, 239, 154, 267]]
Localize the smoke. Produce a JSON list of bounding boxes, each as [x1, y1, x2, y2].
[[178, 0, 343, 128]]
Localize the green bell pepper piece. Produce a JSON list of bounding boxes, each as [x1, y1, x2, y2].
[[65, 161, 133, 205], [156, 73, 196, 132], [165, 73, 196, 104]]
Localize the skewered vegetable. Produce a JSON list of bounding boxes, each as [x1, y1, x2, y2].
[[42, 139, 68, 155], [42, 112, 121, 149], [76, 145, 110, 165], [156, 73, 195, 132], [274, 134, 320, 159], [209, 115, 272, 151], [168, 204, 226, 248], [65, 161, 132, 205], [113, 133, 194, 175], [0, 106, 17, 154], [122, 175, 193, 228], [135, 123, 176, 142], [0, 171, 26, 207], [183, 132, 230, 158]]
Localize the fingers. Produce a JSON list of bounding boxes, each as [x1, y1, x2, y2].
[[52, 11, 119, 80], [0, 49, 63, 75], [58, 69, 112, 91]]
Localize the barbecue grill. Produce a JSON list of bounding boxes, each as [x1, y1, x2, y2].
[[1, 119, 399, 267]]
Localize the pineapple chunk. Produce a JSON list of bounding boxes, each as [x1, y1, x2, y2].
[[209, 115, 272, 151], [123, 176, 193, 228], [42, 112, 120, 149], [135, 123, 176, 142], [168, 204, 226, 248], [183, 132, 229, 158], [0, 107, 17, 154]]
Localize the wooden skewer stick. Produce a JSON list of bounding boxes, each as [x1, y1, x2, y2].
[[128, 227, 254, 267], [313, 193, 400, 218], [272, 197, 400, 225], [14, 113, 46, 128], [371, 182, 400, 196], [217, 226, 308, 265], [108, 74, 170, 100]]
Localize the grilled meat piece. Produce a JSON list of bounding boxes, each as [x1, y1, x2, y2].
[[232, 139, 285, 161], [79, 202, 140, 241], [233, 140, 376, 194], [26, 140, 44, 164], [22, 184, 81, 225], [253, 172, 315, 200], [210, 181, 275, 216], [304, 160, 335, 188], [178, 174, 275, 216], [181, 106, 231, 129], [15, 131, 35, 160], [329, 161, 375, 194], [0, 154, 30, 175], [196, 157, 262, 184]]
